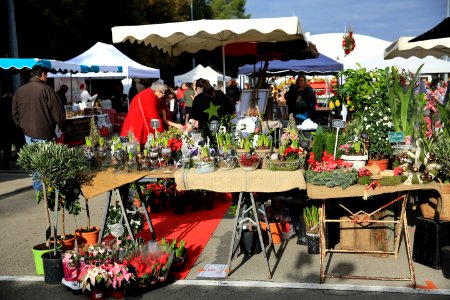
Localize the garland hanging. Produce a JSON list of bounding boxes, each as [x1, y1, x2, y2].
[[342, 26, 355, 56]]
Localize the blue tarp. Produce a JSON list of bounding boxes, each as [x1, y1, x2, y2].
[[0, 58, 122, 74], [238, 53, 343, 75]]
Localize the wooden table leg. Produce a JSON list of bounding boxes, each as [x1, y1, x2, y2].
[[319, 199, 326, 284]]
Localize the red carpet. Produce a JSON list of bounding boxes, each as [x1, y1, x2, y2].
[[137, 193, 231, 279]]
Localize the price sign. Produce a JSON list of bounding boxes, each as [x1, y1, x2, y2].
[[332, 119, 346, 129], [388, 132, 405, 143]]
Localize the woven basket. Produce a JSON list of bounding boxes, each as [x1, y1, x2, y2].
[[419, 184, 450, 221], [254, 148, 271, 169]]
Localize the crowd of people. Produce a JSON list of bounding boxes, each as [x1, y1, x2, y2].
[[121, 78, 239, 147]]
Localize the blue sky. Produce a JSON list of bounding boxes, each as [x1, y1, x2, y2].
[[244, 0, 447, 42]]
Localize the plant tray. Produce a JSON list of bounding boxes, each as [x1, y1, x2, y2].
[[268, 159, 300, 171]]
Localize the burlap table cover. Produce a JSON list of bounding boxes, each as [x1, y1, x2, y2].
[[174, 168, 306, 192], [80, 167, 175, 200], [307, 181, 444, 200]]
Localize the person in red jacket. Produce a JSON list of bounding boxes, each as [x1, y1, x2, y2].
[[120, 81, 166, 147]]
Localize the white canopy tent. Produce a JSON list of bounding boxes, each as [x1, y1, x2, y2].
[[308, 33, 450, 74], [112, 17, 308, 92], [174, 65, 231, 87], [51, 42, 160, 79], [384, 36, 450, 60]]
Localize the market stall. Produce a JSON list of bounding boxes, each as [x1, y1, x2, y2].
[[175, 167, 306, 278], [307, 182, 445, 286]]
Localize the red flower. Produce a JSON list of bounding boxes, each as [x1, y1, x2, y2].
[[168, 138, 182, 152]]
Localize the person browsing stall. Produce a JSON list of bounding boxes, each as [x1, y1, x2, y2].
[[120, 81, 165, 147], [189, 78, 234, 138], [284, 74, 317, 124], [161, 87, 184, 131]]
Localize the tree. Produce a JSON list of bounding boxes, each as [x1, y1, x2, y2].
[[210, 0, 250, 19]]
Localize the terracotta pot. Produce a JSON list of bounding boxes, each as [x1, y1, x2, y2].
[[55, 234, 76, 251], [366, 159, 389, 172], [259, 221, 283, 244], [75, 226, 100, 247]]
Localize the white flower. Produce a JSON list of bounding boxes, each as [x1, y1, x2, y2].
[[364, 106, 368, 110], [363, 117, 367, 121], [370, 113, 374, 116], [383, 116, 388, 121], [366, 125, 371, 129]]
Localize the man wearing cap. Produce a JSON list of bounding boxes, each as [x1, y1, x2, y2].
[[12, 64, 67, 190]]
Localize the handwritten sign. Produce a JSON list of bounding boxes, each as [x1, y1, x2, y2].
[[388, 132, 405, 143], [332, 119, 346, 129]]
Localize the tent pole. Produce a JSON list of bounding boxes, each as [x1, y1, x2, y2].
[[222, 43, 226, 93]]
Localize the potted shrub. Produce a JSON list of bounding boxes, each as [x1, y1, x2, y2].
[[17, 142, 86, 278], [304, 204, 320, 254]]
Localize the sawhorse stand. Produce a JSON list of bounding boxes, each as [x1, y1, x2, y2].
[[98, 182, 156, 244], [227, 192, 276, 279]]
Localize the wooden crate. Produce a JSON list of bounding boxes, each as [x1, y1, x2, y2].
[[339, 211, 394, 257]]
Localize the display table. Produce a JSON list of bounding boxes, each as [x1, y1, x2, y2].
[[80, 167, 175, 243], [175, 168, 306, 278], [307, 182, 444, 287]]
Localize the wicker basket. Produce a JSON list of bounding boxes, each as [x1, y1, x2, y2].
[[268, 159, 300, 171], [419, 184, 450, 221], [254, 148, 271, 169]]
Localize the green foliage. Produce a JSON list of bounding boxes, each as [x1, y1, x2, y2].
[[310, 126, 326, 159], [385, 65, 424, 138], [336, 66, 388, 114], [305, 169, 359, 189], [210, 0, 250, 19], [303, 204, 319, 233], [432, 138, 450, 182]]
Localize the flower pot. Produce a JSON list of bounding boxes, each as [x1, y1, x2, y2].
[[442, 246, 450, 279], [366, 159, 389, 172], [75, 226, 100, 247], [297, 211, 308, 246], [254, 148, 271, 169], [306, 233, 320, 255], [110, 288, 126, 299], [42, 251, 64, 284], [240, 230, 262, 255], [53, 234, 76, 251], [89, 289, 105, 300], [341, 154, 368, 170], [32, 242, 61, 275], [260, 221, 283, 245], [32, 243, 52, 275], [62, 262, 79, 282], [172, 248, 188, 269]]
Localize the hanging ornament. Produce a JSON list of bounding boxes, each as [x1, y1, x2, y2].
[[342, 25, 356, 56]]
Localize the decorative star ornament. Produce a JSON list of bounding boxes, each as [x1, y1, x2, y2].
[[204, 102, 221, 120]]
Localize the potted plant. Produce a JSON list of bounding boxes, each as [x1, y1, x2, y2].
[[303, 204, 320, 254], [105, 263, 135, 298], [386, 65, 424, 142], [79, 264, 112, 299], [361, 99, 395, 171], [17, 142, 86, 278]]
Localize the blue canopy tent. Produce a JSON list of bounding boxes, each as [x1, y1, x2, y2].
[[238, 53, 343, 75], [0, 58, 122, 74]]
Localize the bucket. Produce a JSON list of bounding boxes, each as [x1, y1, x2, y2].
[[32, 243, 52, 275], [260, 221, 283, 244], [240, 230, 262, 255], [442, 246, 450, 279], [42, 252, 64, 284], [306, 233, 320, 254], [75, 226, 100, 247]]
